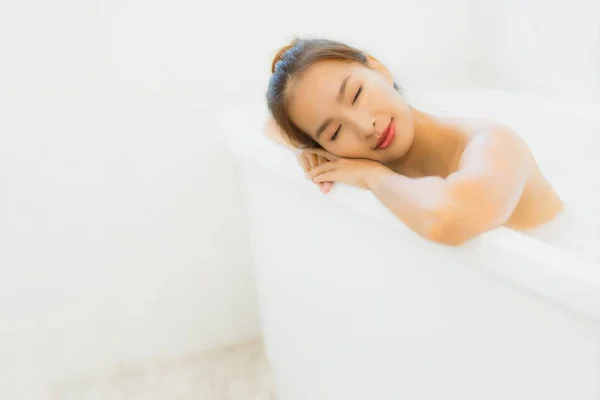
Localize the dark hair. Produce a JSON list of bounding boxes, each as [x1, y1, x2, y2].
[[266, 37, 401, 148]]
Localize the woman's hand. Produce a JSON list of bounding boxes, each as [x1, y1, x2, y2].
[[297, 149, 335, 194], [302, 148, 392, 190]]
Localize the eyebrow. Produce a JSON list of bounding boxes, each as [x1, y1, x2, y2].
[[316, 118, 333, 139], [337, 75, 351, 102], [316, 75, 351, 138]]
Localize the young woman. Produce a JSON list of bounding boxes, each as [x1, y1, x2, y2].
[[264, 38, 564, 246]]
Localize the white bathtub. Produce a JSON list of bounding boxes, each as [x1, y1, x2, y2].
[[220, 89, 600, 400]]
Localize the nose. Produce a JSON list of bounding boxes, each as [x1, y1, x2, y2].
[[356, 114, 377, 140]]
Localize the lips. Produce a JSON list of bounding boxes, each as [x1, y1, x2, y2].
[[375, 119, 395, 150]]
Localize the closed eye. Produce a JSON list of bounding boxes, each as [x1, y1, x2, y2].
[[331, 125, 341, 141], [331, 86, 361, 141], [352, 86, 362, 105]]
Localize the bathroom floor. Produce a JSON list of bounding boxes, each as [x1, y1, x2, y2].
[[54, 339, 276, 400]]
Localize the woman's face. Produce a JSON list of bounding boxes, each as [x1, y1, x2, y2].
[[287, 58, 415, 163]]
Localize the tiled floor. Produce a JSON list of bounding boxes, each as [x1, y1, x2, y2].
[[53, 339, 276, 400]]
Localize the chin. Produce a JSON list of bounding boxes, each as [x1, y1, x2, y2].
[[381, 134, 413, 162]]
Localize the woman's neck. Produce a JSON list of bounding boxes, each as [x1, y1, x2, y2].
[[388, 108, 467, 178]]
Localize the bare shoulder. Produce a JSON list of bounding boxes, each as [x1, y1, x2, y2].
[[441, 116, 520, 139], [263, 116, 296, 149], [263, 116, 281, 140], [441, 116, 531, 154], [440, 116, 535, 175]]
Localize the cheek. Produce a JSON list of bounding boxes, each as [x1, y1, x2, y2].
[[324, 138, 370, 159], [399, 111, 415, 134]]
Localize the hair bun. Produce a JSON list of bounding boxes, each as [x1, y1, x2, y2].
[[271, 38, 299, 73]]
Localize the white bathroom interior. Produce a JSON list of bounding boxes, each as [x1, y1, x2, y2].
[[0, 0, 599, 399]]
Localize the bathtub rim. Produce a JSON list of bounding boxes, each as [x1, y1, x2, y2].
[[218, 89, 600, 320]]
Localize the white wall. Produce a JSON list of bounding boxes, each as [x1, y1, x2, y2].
[[0, 0, 598, 396], [469, 0, 600, 101], [0, 1, 262, 396]]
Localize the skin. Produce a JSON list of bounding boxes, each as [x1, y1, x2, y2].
[[265, 56, 564, 246]]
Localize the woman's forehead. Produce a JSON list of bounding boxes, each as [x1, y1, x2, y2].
[[298, 60, 355, 92]]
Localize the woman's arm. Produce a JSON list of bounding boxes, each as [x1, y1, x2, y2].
[[367, 125, 534, 245], [306, 124, 534, 245]]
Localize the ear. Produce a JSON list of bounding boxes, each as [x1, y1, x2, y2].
[[365, 54, 394, 85]]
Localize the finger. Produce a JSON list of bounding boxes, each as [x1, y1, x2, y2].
[[317, 155, 329, 166], [299, 151, 319, 171], [306, 161, 338, 178], [307, 153, 319, 169], [304, 153, 330, 193], [313, 171, 338, 183], [306, 148, 339, 161], [297, 153, 310, 172], [317, 155, 335, 189]]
